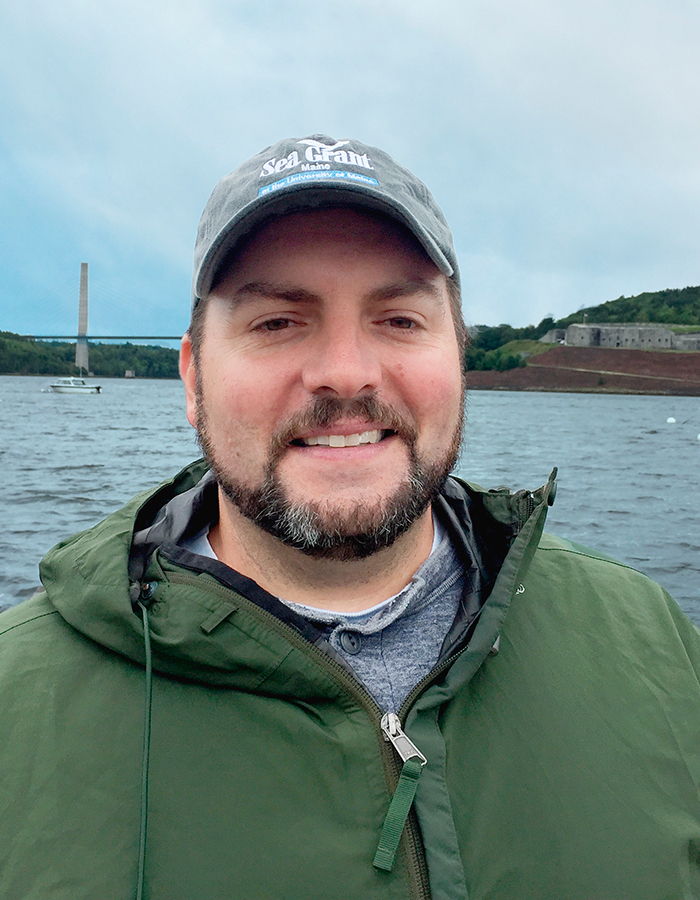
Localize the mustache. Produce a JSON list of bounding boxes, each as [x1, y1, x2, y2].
[[270, 395, 418, 457]]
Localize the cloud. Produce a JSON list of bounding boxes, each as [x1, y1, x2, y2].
[[1, 0, 699, 334]]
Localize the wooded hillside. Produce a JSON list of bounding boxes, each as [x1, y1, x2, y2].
[[552, 285, 700, 328], [0, 332, 179, 378]]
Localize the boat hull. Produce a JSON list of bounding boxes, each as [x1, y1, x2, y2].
[[50, 385, 101, 394]]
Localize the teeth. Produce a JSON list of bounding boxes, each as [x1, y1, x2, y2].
[[303, 430, 382, 447]]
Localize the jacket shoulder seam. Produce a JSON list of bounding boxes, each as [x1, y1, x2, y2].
[[0, 609, 60, 638], [537, 542, 641, 573]]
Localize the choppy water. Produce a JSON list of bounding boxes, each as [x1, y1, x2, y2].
[[1, 376, 698, 623]]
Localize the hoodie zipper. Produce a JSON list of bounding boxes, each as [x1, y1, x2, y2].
[[163, 571, 433, 899], [381, 713, 427, 764], [247, 608, 433, 899], [373, 714, 429, 872]]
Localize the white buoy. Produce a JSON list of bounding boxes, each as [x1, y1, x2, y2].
[[697, 433, 700, 442], [667, 417, 676, 424]]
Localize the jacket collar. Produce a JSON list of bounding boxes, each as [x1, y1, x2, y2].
[[40, 460, 555, 689]]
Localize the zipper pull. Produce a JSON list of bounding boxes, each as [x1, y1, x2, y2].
[[373, 713, 427, 873], [380, 713, 427, 766]]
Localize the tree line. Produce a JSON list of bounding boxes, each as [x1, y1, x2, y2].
[[0, 332, 179, 378], [554, 285, 700, 328]]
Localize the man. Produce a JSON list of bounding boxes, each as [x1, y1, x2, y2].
[[2, 136, 700, 900]]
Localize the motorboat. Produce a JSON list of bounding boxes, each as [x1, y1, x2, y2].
[[48, 377, 102, 394]]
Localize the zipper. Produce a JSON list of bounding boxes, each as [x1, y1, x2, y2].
[[381, 713, 428, 765], [162, 569, 433, 898], [373, 714, 429, 873]]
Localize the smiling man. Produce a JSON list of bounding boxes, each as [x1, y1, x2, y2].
[[182, 207, 464, 607], [3, 136, 700, 900]]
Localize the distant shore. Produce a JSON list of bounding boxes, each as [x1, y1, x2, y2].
[[465, 346, 700, 396]]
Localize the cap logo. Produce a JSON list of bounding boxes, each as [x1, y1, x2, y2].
[[298, 139, 350, 152], [259, 139, 374, 179]]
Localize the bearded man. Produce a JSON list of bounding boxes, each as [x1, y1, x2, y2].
[[3, 136, 700, 900]]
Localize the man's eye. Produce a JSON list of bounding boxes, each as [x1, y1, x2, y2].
[[388, 317, 417, 329], [260, 318, 291, 331]]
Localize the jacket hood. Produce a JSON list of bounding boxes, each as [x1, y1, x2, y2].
[[39, 460, 556, 691]]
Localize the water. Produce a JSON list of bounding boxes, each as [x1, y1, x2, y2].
[[1, 377, 198, 606], [1, 376, 698, 623], [458, 390, 700, 622]]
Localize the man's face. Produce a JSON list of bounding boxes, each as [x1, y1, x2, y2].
[[181, 208, 464, 559]]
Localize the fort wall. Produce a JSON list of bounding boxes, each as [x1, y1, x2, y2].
[[540, 323, 700, 351]]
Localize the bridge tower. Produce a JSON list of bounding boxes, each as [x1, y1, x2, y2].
[[75, 262, 89, 374]]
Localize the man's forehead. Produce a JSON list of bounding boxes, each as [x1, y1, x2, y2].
[[210, 206, 438, 293]]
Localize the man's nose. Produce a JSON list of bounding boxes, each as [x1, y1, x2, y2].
[[301, 321, 382, 398]]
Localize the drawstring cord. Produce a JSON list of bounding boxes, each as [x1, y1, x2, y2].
[[136, 600, 153, 900]]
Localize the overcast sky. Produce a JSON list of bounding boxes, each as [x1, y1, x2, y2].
[[2, 0, 699, 340]]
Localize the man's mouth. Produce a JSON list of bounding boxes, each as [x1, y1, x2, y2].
[[292, 429, 394, 448]]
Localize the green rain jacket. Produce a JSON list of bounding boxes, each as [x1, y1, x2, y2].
[[2, 460, 700, 900]]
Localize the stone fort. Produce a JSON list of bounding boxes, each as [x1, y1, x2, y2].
[[541, 323, 700, 351]]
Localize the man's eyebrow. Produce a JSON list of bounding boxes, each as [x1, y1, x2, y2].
[[222, 277, 444, 306], [230, 282, 321, 305], [366, 278, 445, 304]]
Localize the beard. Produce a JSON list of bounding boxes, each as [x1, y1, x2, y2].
[[195, 389, 464, 561]]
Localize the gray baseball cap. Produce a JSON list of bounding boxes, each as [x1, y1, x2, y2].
[[192, 134, 458, 308]]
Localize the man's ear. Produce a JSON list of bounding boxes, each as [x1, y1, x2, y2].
[[180, 332, 198, 428]]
